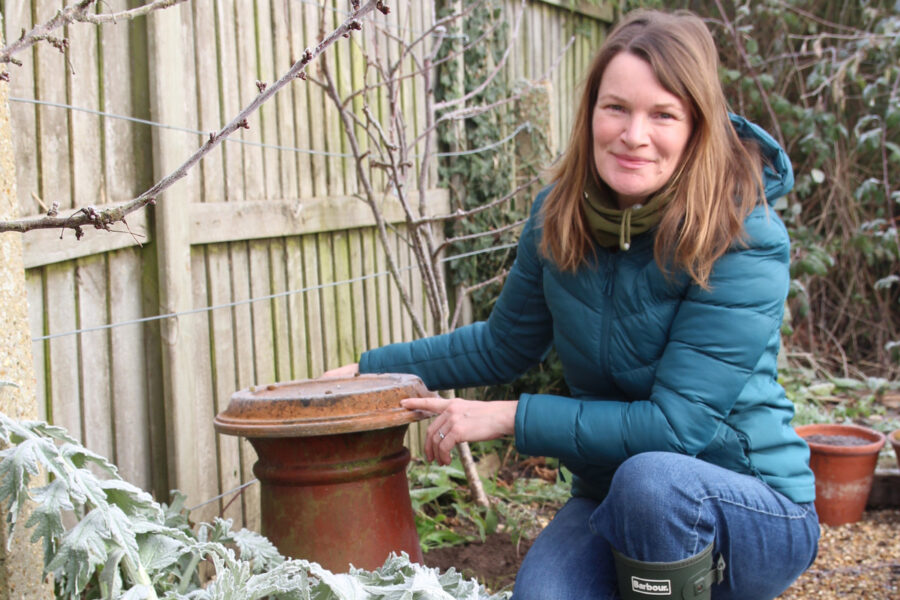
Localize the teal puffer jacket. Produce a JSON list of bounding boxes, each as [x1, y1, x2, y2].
[[360, 115, 815, 504]]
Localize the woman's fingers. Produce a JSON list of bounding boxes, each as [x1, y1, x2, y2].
[[401, 396, 449, 413], [403, 398, 519, 466]]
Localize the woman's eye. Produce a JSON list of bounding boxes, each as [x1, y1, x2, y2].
[[657, 112, 676, 120]]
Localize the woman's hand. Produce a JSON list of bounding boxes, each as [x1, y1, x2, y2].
[[401, 397, 517, 466], [321, 363, 359, 378]]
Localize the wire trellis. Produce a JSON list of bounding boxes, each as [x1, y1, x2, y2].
[[31, 242, 518, 343]]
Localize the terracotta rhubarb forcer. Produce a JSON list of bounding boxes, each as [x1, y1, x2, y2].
[[214, 374, 433, 571]]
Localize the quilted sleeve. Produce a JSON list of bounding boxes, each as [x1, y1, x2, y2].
[[515, 207, 790, 464], [359, 194, 555, 391]]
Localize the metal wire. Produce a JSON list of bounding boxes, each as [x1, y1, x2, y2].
[[187, 478, 259, 512], [10, 96, 527, 160], [8, 96, 355, 158], [30, 242, 518, 343]]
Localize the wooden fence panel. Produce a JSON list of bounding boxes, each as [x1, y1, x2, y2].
[[10, 0, 609, 535]]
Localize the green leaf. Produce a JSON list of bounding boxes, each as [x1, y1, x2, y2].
[[102, 479, 162, 520], [137, 532, 184, 572], [24, 478, 72, 564], [232, 527, 284, 572], [0, 438, 49, 534], [61, 442, 119, 478], [47, 509, 110, 597]]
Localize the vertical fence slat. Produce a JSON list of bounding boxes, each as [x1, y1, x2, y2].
[[301, 2, 328, 197], [193, 0, 226, 204], [269, 239, 292, 382], [361, 228, 381, 350], [25, 270, 47, 422], [68, 1, 102, 211], [348, 229, 367, 359], [318, 233, 340, 369], [6, 4, 38, 217], [76, 255, 114, 467], [101, 0, 142, 204], [285, 237, 309, 380], [35, 0, 71, 211], [228, 242, 259, 528], [189, 248, 221, 525], [45, 264, 80, 438], [108, 248, 152, 491], [287, 2, 314, 199], [233, 0, 265, 200], [301, 235, 325, 377], [216, 0, 245, 201], [206, 245, 244, 526], [271, 0, 300, 198], [147, 3, 203, 504], [255, 0, 281, 200], [333, 230, 354, 364]]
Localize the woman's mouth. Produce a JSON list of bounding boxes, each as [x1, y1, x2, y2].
[[613, 154, 653, 169]]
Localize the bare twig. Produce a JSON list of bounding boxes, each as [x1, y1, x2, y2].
[[0, 0, 189, 65], [415, 174, 541, 226], [0, 0, 383, 235], [450, 269, 509, 331], [435, 218, 527, 258]]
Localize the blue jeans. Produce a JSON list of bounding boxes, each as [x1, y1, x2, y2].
[[512, 452, 819, 600]]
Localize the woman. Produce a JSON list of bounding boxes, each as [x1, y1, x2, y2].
[[325, 9, 818, 599]]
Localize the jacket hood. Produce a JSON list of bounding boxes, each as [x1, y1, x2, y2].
[[729, 113, 794, 206]]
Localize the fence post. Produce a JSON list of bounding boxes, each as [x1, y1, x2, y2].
[[146, 7, 203, 506], [0, 23, 54, 597]]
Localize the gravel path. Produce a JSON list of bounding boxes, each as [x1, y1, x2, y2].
[[777, 509, 899, 599]]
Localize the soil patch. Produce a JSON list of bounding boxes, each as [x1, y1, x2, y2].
[[424, 534, 533, 593]]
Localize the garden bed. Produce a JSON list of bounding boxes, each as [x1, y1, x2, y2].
[[425, 509, 900, 598]]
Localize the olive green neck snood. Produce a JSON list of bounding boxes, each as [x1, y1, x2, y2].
[[581, 176, 668, 251]]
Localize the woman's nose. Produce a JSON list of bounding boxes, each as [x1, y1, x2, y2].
[[621, 115, 648, 147]]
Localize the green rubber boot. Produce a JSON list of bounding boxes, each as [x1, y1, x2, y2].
[[612, 542, 726, 600]]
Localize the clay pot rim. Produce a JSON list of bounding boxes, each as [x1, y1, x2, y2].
[[214, 373, 433, 438], [889, 428, 900, 448], [795, 423, 886, 455]]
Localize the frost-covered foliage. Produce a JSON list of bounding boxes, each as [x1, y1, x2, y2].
[[0, 413, 509, 600]]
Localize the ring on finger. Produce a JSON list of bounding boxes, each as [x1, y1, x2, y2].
[[438, 430, 446, 440]]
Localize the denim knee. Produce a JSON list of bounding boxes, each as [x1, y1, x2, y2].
[[601, 452, 690, 523]]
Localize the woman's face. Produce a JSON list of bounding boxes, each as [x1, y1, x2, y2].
[[592, 52, 693, 209]]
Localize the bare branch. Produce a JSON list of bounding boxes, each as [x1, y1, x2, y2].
[[0, 0, 189, 65], [434, 218, 527, 258], [0, 0, 383, 235], [415, 174, 542, 227], [449, 269, 509, 331]]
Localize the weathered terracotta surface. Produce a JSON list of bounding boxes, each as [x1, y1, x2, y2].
[[214, 373, 433, 437], [214, 374, 433, 571]]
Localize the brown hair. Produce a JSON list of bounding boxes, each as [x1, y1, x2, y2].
[[539, 9, 764, 288]]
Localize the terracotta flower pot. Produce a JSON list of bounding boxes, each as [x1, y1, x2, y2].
[[795, 423, 886, 526], [890, 429, 900, 471]]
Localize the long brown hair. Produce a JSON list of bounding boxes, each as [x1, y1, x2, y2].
[[539, 10, 764, 288]]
